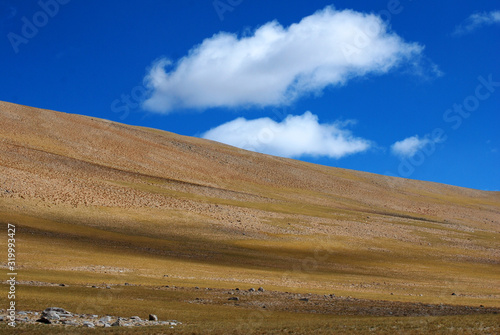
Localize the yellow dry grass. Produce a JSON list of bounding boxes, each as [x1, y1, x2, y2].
[[0, 101, 499, 333]]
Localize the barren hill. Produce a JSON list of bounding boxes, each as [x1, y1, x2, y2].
[[1, 100, 499, 333]]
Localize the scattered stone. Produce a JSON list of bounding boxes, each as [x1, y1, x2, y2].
[[299, 298, 309, 302], [44, 311, 61, 320], [451, 293, 456, 296], [235, 288, 239, 291], [36, 317, 51, 324], [62, 320, 78, 325], [228, 297, 239, 301], [130, 316, 141, 321], [59, 283, 66, 287], [149, 314, 158, 321], [18, 311, 27, 315], [43, 307, 69, 315], [258, 287, 265, 292], [125, 283, 130, 286], [195, 286, 199, 289], [106, 286, 111, 289], [99, 316, 111, 323], [248, 288, 255, 292], [83, 321, 95, 328], [92, 285, 97, 288], [112, 319, 125, 327]]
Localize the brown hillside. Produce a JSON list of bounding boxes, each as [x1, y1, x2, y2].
[[0, 100, 499, 333]]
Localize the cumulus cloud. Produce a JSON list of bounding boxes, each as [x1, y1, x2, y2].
[[453, 10, 500, 35], [143, 6, 426, 113], [391, 135, 440, 158], [202, 112, 371, 159]]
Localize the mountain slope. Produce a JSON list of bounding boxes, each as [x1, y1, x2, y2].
[[1, 100, 499, 331]]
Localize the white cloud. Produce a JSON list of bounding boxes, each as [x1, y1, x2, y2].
[[391, 135, 434, 158], [453, 10, 500, 35], [202, 112, 371, 159], [142, 6, 426, 113]]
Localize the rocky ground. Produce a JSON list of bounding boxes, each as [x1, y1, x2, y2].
[[0, 306, 181, 329], [2, 284, 499, 329]]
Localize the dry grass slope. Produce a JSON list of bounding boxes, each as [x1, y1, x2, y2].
[[0, 100, 499, 334]]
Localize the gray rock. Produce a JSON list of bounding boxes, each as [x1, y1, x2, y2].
[[62, 320, 78, 325], [228, 297, 239, 301], [258, 287, 265, 292], [103, 323, 111, 327], [99, 316, 112, 323], [43, 307, 69, 315], [112, 319, 125, 327], [44, 311, 61, 320], [299, 298, 309, 302], [17, 311, 27, 315], [130, 316, 141, 321], [248, 288, 255, 292], [149, 314, 158, 321], [83, 321, 95, 328]]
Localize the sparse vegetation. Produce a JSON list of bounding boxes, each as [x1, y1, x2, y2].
[[0, 101, 499, 333]]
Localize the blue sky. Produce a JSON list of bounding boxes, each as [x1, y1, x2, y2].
[[1, 0, 499, 191]]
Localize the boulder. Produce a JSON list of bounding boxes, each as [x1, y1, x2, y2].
[[43, 307, 69, 315], [149, 314, 158, 321]]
